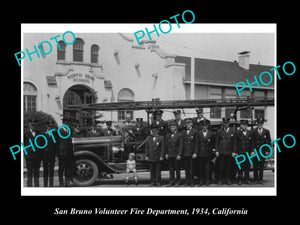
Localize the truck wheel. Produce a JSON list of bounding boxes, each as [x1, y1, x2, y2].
[[73, 159, 99, 187]]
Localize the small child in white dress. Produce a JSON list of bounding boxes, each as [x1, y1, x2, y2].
[[126, 153, 138, 186]]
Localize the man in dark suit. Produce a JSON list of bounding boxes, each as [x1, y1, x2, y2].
[[57, 119, 74, 187], [102, 121, 117, 136], [236, 120, 252, 185], [24, 119, 43, 187], [193, 108, 210, 131], [180, 118, 198, 186], [197, 120, 215, 186], [151, 109, 168, 137], [252, 118, 271, 184], [215, 117, 237, 185], [145, 125, 164, 187], [86, 124, 103, 137], [165, 121, 183, 187], [43, 120, 58, 187], [173, 110, 185, 133]]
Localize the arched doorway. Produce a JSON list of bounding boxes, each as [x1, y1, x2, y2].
[[63, 84, 97, 126]]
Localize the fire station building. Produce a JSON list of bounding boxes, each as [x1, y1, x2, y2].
[[23, 33, 275, 137]]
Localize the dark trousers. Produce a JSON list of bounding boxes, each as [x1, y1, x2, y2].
[[199, 157, 210, 182], [43, 157, 56, 187], [219, 155, 231, 183], [253, 158, 265, 181], [184, 157, 195, 185], [149, 161, 161, 184], [26, 158, 41, 187], [238, 159, 250, 181], [58, 155, 75, 187], [168, 157, 181, 182]]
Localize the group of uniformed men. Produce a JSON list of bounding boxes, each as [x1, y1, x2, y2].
[[24, 107, 271, 187], [143, 108, 271, 187]]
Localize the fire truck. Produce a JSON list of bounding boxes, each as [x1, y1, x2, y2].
[[65, 97, 274, 186]]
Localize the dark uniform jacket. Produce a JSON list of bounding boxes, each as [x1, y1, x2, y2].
[[151, 119, 168, 136], [198, 130, 215, 158], [86, 129, 102, 137], [145, 135, 165, 162], [43, 130, 58, 162], [57, 127, 73, 156], [215, 127, 236, 155], [132, 125, 149, 142], [192, 117, 210, 130], [174, 119, 185, 133], [165, 131, 183, 158], [252, 128, 271, 155], [102, 128, 117, 136], [236, 128, 253, 155], [180, 127, 199, 157], [23, 129, 44, 160]]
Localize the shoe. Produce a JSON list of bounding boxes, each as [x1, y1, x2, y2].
[[156, 183, 161, 187], [205, 181, 210, 186], [149, 182, 155, 187], [198, 181, 204, 187], [244, 180, 251, 185], [175, 182, 180, 187], [238, 180, 242, 185]]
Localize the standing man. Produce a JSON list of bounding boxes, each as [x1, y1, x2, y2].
[[165, 121, 183, 187], [197, 120, 215, 186], [252, 118, 271, 184], [58, 118, 74, 187], [24, 119, 43, 187], [193, 108, 209, 131], [86, 124, 103, 137], [215, 118, 237, 185], [151, 109, 168, 137], [145, 125, 164, 187], [236, 120, 252, 185], [181, 118, 198, 187], [102, 121, 117, 136], [43, 120, 58, 187], [173, 110, 185, 132]]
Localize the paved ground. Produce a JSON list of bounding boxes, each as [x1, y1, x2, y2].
[[23, 169, 274, 188]]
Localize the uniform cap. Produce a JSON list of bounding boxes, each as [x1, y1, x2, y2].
[[136, 118, 143, 123], [200, 119, 210, 127], [184, 118, 193, 123], [169, 120, 178, 127], [222, 117, 230, 124], [256, 118, 265, 125], [106, 121, 112, 125], [196, 108, 203, 114], [240, 119, 248, 125], [154, 109, 164, 115], [173, 110, 181, 115]]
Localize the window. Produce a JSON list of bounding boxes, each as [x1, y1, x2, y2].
[[57, 41, 66, 60], [23, 82, 37, 112], [73, 38, 84, 62], [91, 44, 99, 63], [117, 88, 135, 121], [255, 109, 265, 119], [240, 108, 252, 119], [210, 107, 221, 119], [118, 110, 134, 121]]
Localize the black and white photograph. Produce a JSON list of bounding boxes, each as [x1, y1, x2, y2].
[[21, 24, 276, 196]]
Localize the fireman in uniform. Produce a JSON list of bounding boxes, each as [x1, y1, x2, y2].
[[173, 110, 185, 133], [58, 118, 74, 187], [251, 118, 271, 184], [215, 117, 237, 185], [145, 125, 165, 187], [43, 120, 58, 187], [24, 119, 43, 187], [165, 121, 183, 187], [102, 121, 117, 136], [197, 119, 215, 186], [181, 118, 198, 187], [236, 120, 252, 185], [193, 108, 209, 131], [151, 109, 168, 137]]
